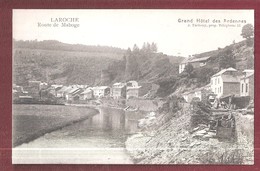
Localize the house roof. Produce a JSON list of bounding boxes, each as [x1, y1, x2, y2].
[[246, 72, 254, 78], [113, 82, 122, 86], [71, 89, 83, 96], [242, 69, 254, 73], [113, 82, 126, 88], [180, 56, 211, 64], [183, 91, 191, 95], [127, 86, 142, 90], [68, 87, 80, 94], [241, 72, 254, 80], [81, 88, 93, 94], [221, 75, 240, 83], [212, 67, 237, 77], [180, 57, 190, 64], [57, 86, 69, 92], [51, 84, 63, 89], [189, 56, 211, 63]]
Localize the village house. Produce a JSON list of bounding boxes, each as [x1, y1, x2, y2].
[[56, 86, 70, 98], [92, 86, 110, 98], [210, 67, 240, 98], [126, 81, 142, 99], [179, 56, 211, 74], [111, 82, 126, 99], [12, 84, 26, 99], [28, 80, 41, 98], [80, 88, 93, 100], [64, 87, 83, 101], [182, 91, 195, 103], [13, 84, 24, 94], [39, 82, 48, 90], [182, 85, 212, 103], [240, 69, 254, 99], [48, 85, 63, 97]]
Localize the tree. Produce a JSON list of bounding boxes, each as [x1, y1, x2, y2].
[[241, 24, 254, 39], [151, 42, 158, 52], [183, 63, 195, 78], [219, 48, 236, 69], [132, 44, 139, 53]]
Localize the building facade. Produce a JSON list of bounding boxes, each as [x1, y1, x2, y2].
[[92, 86, 110, 98], [80, 88, 93, 100], [179, 56, 211, 74], [240, 70, 254, 99], [126, 81, 141, 99], [210, 67, 240, 98], [112, 82, 126, 99]]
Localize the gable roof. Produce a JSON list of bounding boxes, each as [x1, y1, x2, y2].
[[189, 56, 211, 63], [57, 86, 69, 92], [212, 67, 237, 77], [180, 56, 211, 64], [241, 72, 254, 80], [68, 87, 80, 94], [180, 57, 190, 64], [80, 89, 92, 94]]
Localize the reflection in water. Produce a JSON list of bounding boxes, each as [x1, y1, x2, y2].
[[87, 107, 142, 136], [13, 106, 145, 164]]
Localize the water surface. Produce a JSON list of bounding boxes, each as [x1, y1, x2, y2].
[[13, 106, 144, 164]]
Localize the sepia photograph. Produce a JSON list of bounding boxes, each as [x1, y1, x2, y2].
[[12, 9, 254, 164]]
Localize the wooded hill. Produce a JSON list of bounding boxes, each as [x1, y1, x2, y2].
[[13, 40, 184, 87], [157, 39, 254, 97]]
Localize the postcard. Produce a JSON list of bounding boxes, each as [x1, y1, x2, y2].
[[12, 9, 254, 164]]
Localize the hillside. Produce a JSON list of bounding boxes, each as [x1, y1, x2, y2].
[[13, 40, 125, 86], [192, 40, 254, 70], [13, 40, 184, 87], [106, 46, 184, 84], [14, 40, 125, 59], [160, 39, 254, 97]]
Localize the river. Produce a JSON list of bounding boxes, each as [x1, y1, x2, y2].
[[13, 106, 145, 164]]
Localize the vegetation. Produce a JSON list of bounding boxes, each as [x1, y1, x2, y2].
[[106, 43, 182, 84], [241, 24, 254, 39], [13, 40, 183, 88]]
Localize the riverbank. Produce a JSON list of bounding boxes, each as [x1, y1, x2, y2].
[[13, 105, 136, 164], [13, 104, 99, 147], [125, 103, 254, 164]]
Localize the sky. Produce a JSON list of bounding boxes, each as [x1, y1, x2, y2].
[[13, 9, 254, 57]]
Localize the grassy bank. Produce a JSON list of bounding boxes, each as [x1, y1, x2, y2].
[[13, 104, 99, 147]]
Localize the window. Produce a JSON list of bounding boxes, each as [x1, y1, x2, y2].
[[246, 83, 248, 93], [215, 88, 217, 93], [241, 83, 244, 93], [218, 78, 220, 84], [220, 86, 221, 93]]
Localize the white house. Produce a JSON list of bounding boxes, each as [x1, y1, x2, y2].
[[240, 70, 254, 98], [92, 86, 110, 98], [179, 56, 211, 74], [210, 67, 240, 98]]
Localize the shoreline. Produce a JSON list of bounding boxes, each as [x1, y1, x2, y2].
[[13, 105, 99, 147]]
